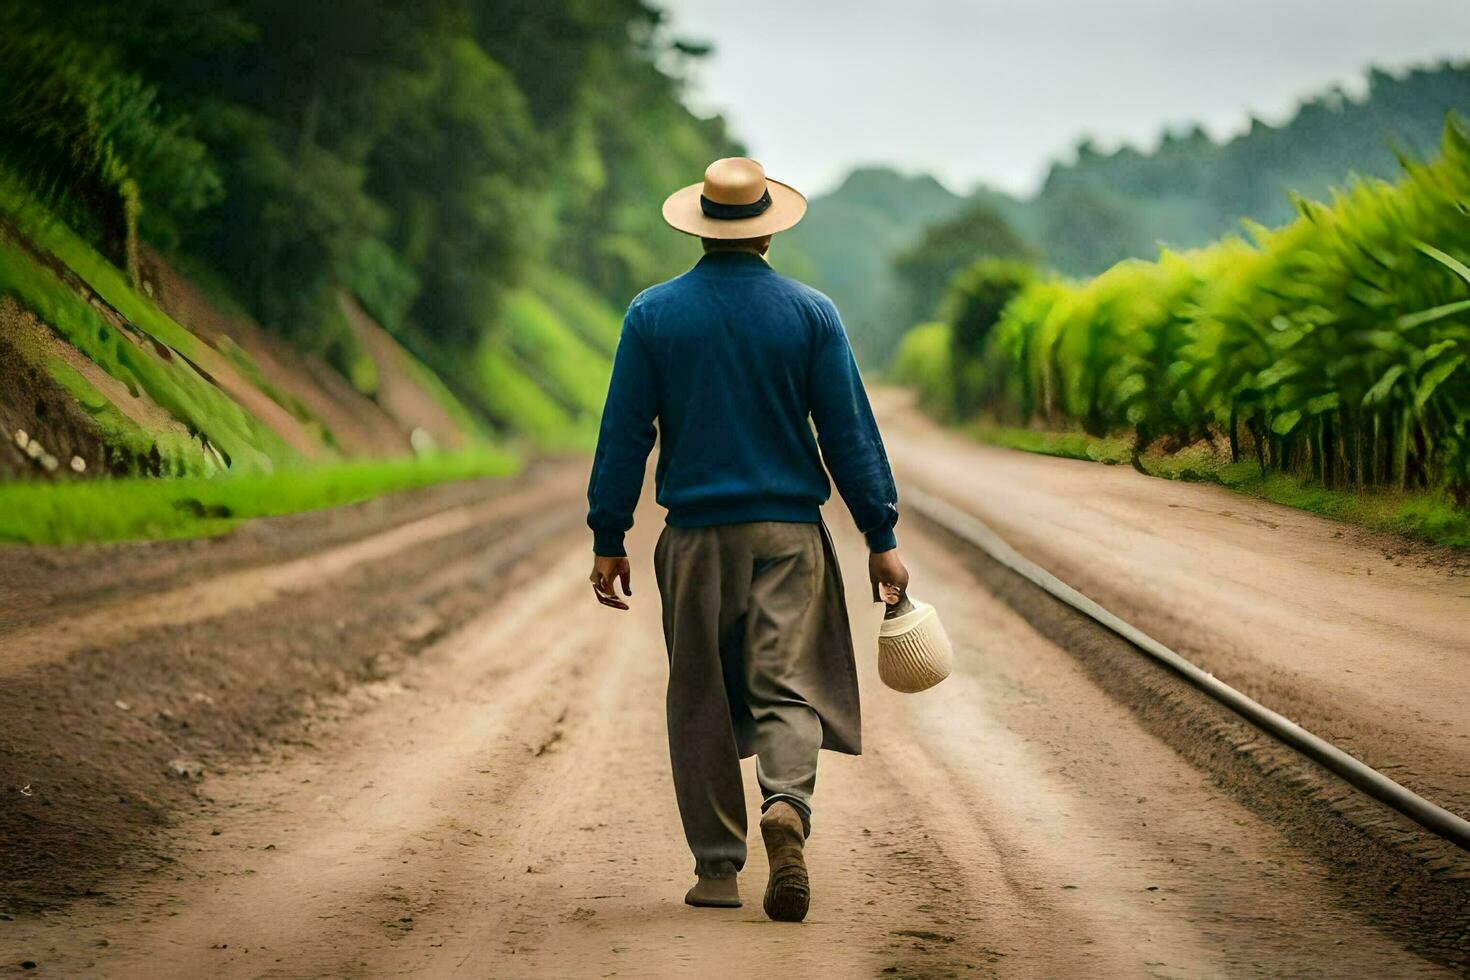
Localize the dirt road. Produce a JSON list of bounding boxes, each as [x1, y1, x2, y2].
[[5, 446, 1468, 976], [874, 390, 1470, 822]]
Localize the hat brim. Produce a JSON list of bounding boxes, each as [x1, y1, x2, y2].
[[661, 178, 807, 239]]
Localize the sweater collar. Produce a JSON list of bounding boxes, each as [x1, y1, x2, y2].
[[692, 250, 775, 277]]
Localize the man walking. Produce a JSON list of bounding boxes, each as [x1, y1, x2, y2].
[[587, 158, 908, 923]]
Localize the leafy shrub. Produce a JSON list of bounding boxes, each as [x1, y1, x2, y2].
[[891, 322, 954, 417], [943, 259, 1036, 417], [893, 203, 1035, 329], [346, 238, 420, 336]]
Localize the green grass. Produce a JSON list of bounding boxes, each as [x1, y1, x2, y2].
[[1, 172, 205, 359], [448, 278, 614, 452], [0, 449, 520, 545], [532, 268, 623, 356], [473, 337, 593, 449], [1237, 474, 1470, 547], [501, 289, 612, 417], [966, 422, 1470, 548], [964, 421, 1130, 465], [1145, 446, 1470, 547]]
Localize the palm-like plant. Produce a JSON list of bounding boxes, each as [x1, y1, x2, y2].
[[951, 115, 1470, 505]]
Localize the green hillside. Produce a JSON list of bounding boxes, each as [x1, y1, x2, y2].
[[0, 0, 731, 542]]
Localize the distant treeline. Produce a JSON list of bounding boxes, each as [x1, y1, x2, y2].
[[788, 62, 1470, 366], [895, 120, 1470, 509], [0, 1, 733, 412], [1016, 62, 1470, 275]]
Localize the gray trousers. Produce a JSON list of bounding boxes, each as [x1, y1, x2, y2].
[[654, 521, 861, 879]]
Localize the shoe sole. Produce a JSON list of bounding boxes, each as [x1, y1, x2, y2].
[[761, 822, 810, 923], [684, 895, 742, 908]]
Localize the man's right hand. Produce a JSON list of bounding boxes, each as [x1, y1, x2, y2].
[[869, 548, 910, 604], [590, 556, 632, 610]]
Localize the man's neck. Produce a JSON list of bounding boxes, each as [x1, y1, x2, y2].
[[705, 246, 765, 256], [703, 246, 769, 264]]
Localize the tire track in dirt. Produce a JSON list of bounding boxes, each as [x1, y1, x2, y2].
[[0, 469, 583, 677], [6, 498, 1451, 977], [2, 547, 599, 976], [0, 469, 587, 914], [872, 389, 1470, 826], [908, 507, 1470, 972]]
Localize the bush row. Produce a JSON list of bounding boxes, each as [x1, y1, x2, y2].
[[899, 118, 1470, 505]]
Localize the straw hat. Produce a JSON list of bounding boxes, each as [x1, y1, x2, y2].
[[662, 157, 807, 239], [877, 598, 953, 694]]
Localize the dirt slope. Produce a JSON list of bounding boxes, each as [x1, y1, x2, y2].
[[141, 253, 414, 459], [0, 298, 199, 479]]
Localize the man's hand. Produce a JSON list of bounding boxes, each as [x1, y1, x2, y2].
[[869, 548, 910, 604], [590, 556, 632, 610]]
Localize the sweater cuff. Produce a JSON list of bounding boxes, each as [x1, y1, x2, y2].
[[593, 530, 627, 558], [865, 525, 898, 554]]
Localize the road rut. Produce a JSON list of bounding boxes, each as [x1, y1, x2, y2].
[[3, 490, 1453, 977]]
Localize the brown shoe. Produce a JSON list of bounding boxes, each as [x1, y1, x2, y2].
[[760, 801, 810, 922], [684, 874, 741, 908]]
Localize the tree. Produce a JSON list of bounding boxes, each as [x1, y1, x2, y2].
[[892, 202, 1035, 332], [0, 15, 221, 281], [0, 0, 738, 422], [1034, 183, 1152, 275], [942, 259, 1035, 416]]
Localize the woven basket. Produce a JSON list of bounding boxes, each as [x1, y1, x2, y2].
[[877, 599, 953, 693]]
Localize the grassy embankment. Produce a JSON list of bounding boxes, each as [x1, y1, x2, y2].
[[0, 179, 614, 544], [956, 420, 1470, 548], [0, 452, 517, 544]]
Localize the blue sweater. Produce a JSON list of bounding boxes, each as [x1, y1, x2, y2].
[[587, 250, 898, 557]]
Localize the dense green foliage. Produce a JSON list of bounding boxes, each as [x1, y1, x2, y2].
[[891, 321, 954, 417], [794, 62, 1470, 365], [904, 120, 1470, 513], [0, 0, 733, 440], [943, 260, 1037, 418], [0, 16, 224, 281]]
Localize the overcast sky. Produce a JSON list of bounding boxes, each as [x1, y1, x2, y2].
[[661, 0, 1470, 197]]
